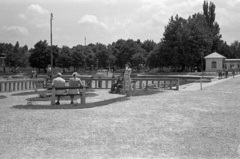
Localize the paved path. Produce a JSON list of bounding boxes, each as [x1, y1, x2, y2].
[[180, 74, 240, 91]]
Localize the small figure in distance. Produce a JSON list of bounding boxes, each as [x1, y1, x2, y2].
[[232, 66, 235, 78], [124, 62, 132, 93], [47, 65, 51, 79], [109, 71, 124, 94], [68, 72, 84, 104], [225, 68, 228, 78], [218, 70, 222, 79], [51, 72, 66, 105]]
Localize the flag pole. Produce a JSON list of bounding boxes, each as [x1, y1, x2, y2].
[[50, 13, 53, 80]]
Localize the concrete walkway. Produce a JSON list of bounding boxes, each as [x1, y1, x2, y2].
[[179, 74, 240, 91]]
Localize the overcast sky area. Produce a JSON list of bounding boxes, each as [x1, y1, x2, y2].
[[0, 0, 240, 49]]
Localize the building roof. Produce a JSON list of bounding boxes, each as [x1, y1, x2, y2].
[[204, 52, 226, 59], [225, 59, 240, 62]]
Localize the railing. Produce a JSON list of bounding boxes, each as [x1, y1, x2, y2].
[[131, 78, 179, 90], [62, 78, 179, 90], [0, 78, 45, 92]]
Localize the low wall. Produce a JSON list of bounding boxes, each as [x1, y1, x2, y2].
[[61, 78, 179, 90], [0, 78, 45, 93]]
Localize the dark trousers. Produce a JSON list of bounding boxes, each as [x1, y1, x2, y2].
[[110, 83, 122, 93]]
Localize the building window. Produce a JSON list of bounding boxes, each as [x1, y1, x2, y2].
[[211, 61, 217, 68]]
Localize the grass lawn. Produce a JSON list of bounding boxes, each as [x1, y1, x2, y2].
[[0, 78, 240, 158]]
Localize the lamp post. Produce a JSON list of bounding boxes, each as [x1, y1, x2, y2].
[[200, 51, 204, 90], [50, 13, 53, 79]]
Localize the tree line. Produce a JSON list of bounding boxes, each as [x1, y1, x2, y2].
[[0, 1, 240, 73]]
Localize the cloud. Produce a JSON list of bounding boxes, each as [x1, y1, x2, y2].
[[78, 15, 108, 30], [27, 4, 49, 14], [2, 26, 29, 36], [35, 23, 49, 29], [19, 14, 27, 20]]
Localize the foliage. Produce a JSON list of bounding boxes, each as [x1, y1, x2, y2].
[[229, 40, 240, 58], [71, 45, 87, 70], [28, 40, 59, 71], [56, 46, 72, 71], [4, 41, 28, 70], [203, 1, 222, 52]]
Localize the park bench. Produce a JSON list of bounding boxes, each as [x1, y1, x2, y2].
[[51, 86, 89, 105], [26, 86, 89, 105]]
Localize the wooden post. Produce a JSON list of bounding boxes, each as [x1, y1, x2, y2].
[[14, 82, 17, 91], [51, 88, 56, 105], [139, 80, 142, 89], [164, 80, 166, 89], [157, 80, 160, 88], [6, 82, 9, 91], [1, 83, 4, 92], [106, 80, 108, 89], [176, 79, 179, 90], [26, 81, 29, 89], [10, 82, 13, 91], [94, 79, 97, 88], [81, 87, 86, 104], [170, 80, 172, 90], [34, 81, 37, 92]]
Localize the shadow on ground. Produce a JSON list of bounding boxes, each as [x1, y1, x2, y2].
[[12, 90, 161, 110], [11, 89, 96, 96], [0, 95, 7, 99], [12, 96, 129, 109]]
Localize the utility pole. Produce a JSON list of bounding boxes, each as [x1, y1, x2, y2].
[[97, 59, 98, 70], [200, 51, 203, 90], [85, 37, 86, 46], [50, 13, 53, 79]]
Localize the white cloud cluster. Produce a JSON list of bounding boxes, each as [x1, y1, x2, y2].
[[27, 4, 49, 14], [1, 0, 240, 48], [1, 26, 29, 36], [78, 15, 108, 30]]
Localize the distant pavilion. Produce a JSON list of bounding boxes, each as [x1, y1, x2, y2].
[[204, 52, 240, 72]]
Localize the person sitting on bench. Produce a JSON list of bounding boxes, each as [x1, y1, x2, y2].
[[109, 71, 124, 94], [51, 72, 66, 105], [68, 72, 84, 104]]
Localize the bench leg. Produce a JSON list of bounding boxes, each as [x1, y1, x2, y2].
[[51, 88, 56, 105], [81, 87, 86, 104]]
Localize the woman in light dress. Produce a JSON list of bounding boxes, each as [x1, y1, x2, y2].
[[124, 62, 132, 92], [68, 72, 83, 104]]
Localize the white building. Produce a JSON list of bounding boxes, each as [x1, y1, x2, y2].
[[204, 52, 240, 72]]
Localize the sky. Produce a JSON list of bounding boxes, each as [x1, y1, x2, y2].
[[0, 0, 240, 49]]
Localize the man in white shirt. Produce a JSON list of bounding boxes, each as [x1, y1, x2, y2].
[[51, 73, 66, 105]]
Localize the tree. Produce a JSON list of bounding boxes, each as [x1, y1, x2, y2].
[[94, 43, 114, 69], [159, 13, 213, 71], [113, 39, 146, 68], [5, 41, 28, 72], [142, 40, 157, 53], [71, 45, 86, 71], [56, 46, 72, 72], [29, 40, 59, 72], [131, 52, 147, 72], [203, 1, 222, 52], [230, 40, 240, 58]]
